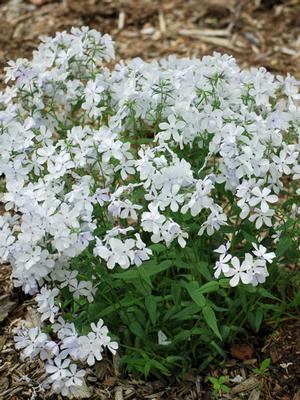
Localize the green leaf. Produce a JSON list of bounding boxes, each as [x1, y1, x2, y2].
[[145, 295, 157, 325], [173, 330, 192, 343], [242, 231, 257, 243], [163, 305, 179, 321], [149, 243, 166, 253], [276, 236, 293, 257], [258, 287, 279, 301], [88, 303, 101, 321], [184, 281, 206, 308], [99, 303, 119, 317], [146, 259, 173, 276], [261, 358, 271, 371], [149, 359, 171, 375], [138, 268, 153, 288], [219, 278, 230, 288], [172, 303, 201, 321], [171, 283, 181, 305], [197, 261, 212, 280], [255, 307, 263, 332], [202, 305, 222, 340], [112, 269, 140, 280], [198, 281, 219, 294], [129, 321, 144, 338], [144, 360, 151, 378]]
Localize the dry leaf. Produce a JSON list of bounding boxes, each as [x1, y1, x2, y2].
[[232, 377, 259, 394], [248, 388, 261, 400], [230, 344, 254, 360]]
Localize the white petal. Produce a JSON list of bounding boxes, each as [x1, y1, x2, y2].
[[230, 274, 240, 287]]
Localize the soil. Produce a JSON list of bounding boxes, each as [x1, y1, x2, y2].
[[0, 0, 300, 399]]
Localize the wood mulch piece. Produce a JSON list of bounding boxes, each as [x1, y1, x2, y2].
[[0, 0, 300, 398]]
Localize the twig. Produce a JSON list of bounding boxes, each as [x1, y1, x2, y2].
[[159, 11, 166, 34], [178, 28, 230, 38], [118, 11, 126, 31]]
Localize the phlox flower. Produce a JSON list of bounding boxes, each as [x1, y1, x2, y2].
[[214, 241, 231, 255], [46, 357, 71, 381], [252, 243, 276, 263], [0, 217, 15, 261], [158, 114, 186, 145], [78, 333, 103, 366], [213, 253, 232, 278], [141, 203, 166, 236], [36, 286, 60, 323], [94, 237, 135, 269], [249, 207, 275, 229], [225, 255, 253, 287], [69, 280, 96, 303], [14, 327, 48, 359], [249, 187, 278, 213]]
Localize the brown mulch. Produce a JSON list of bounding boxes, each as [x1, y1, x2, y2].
[[0, 0, 300, 398], [0, 0, 300, 81]]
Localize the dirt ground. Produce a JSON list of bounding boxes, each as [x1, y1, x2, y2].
[[0, 0, 300, 399]]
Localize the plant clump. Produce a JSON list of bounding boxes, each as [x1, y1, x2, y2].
[[0, 27, 299, 398]]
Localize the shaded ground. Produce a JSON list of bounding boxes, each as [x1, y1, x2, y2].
[[0, 0, 300, 399]]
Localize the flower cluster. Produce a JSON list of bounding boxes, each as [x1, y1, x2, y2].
[[213, 242, 276, 286], [14, 317, 117, 397], [0, 27, 299, 396]]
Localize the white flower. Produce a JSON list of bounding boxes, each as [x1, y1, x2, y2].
[[198, 208, 227, 236], [94, 237, 135, 269], [90, 319, 118, 354], [214, 241, 231, 255], [252, 243, 276, 263], [249, 208, 275, 229], [161, 220, 188, 248], [119, 200, 142, 221], [53, 317, 77, 339], [141, 203, 166, 236], [181, 178, 214, 216], [57, 270, 78, 289], [271, 149, 297, 175], [3, 27, 300, 398], [46, 357, 71, 381], [159, 184, 184, 212], [158, 114, 186, 145], [93, 188, 110, 206], [36, 286, 59, 323], [61, 335, 82, 360], [132, 233, 152, 266], [250, 262, 269, 286], [78, 333, 103, 366], [69, 280, 96, 303], [0, 216, 15, 262], [214, 253, 232, 278], [249, 187, 278, 213], [40, 340, 60, 361], [225, 255, 253, 287], [36, 145, 56, 165], [14, 327, 48, 359], [64, 364, 86, 392]]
